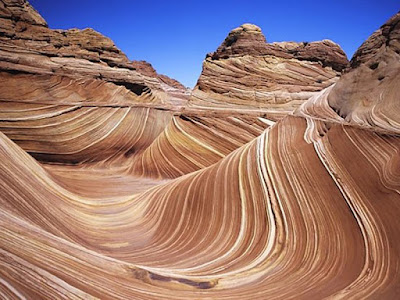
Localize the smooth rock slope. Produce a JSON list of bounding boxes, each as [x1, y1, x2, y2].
[[0, 2, 400, 299], [297, 11, 400, 134]]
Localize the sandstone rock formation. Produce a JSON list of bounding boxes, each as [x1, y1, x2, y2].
[[190, 23, 348, 112], [0, 1, 400, 299], [327, 12, 400, 132], [296, 11, 400, 134], [0, 0, 191, 165], [2, 111, 400, 299], [0, 0, 188, 106]]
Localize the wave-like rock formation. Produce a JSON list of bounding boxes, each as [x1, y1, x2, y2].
[[129, 113, 275, 178], [1, 112, 400, 299], [0, 103, 173, 164], [0, 99, 275, 172], [190, 23, 348, 112], [0, 0, 400, 298]]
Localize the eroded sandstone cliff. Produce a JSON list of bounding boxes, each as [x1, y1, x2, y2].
[[190, 23, 348, 112], [0, 0, 188, 106], [296, 11, 400, 134]]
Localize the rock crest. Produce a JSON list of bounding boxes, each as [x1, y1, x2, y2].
[[0, 0, 188, 106], [191, 23, 348, 111]]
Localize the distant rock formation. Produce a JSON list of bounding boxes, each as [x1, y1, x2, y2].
[[297, 11, 400, 134], [190, 23, 348, 112], [0, 0, 188, 106], [131, 60, 187, 90], [327, 11, 400, 132]]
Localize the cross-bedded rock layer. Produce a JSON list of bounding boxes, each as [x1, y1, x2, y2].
[[190, 23, 349, 112], [0, 2, 400, 299], [0, 0, 189, 107]]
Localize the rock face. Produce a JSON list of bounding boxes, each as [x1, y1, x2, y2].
[[297, 11, 400, 134], [131, 60, 187, 90], [190, 23, 348, 112], [0, 0, 190, 165], [210, 24, 348, 71], [0, 0, 188, 106], [327, 11, 400, 133], [1, 2, 400, 300]]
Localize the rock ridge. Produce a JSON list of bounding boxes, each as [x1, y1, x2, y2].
[[191, 23, 349, 111], [0, 0, 188, 106], [208, 23, 348, 72]]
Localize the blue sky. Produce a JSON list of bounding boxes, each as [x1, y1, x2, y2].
[[31, 0, 399, 87]]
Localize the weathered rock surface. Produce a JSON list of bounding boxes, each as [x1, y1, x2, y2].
[[327, 11, 400, 132], [190, 23, 348, 112], [0, 2, 400, 300], [297, 11, 400, 134], [0, 0, 191, 166], [0, 0, 188, 106]]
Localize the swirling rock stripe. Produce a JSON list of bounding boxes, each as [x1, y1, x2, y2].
[[0, 115, 399, 299], [130, 114, 273, 178], [0, 102, 172, 164], [0, 98, 276, 177], [0, 72, 160, 106]]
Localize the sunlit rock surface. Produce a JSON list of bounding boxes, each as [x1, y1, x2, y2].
[[296, 11, 400, 134], [0, 1, 400, 299], [190, 23, 349, 112], [0, 0, 189, 106]]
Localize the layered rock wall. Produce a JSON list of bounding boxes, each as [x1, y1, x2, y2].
[[0, 0, 188, 106], [190, 23, 348, 112]]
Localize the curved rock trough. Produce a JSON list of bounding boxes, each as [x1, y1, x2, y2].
[[0, 1, 399, 299]]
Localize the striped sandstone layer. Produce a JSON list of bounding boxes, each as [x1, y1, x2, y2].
[[1, 114, 399, 299], [0, 2, 400, 300], [0, 0, 189, 107], [190, 23, 348, 112]]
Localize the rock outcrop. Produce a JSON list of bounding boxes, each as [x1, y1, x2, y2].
[[131, 60, 187, 90], [0, 2, 400, 300], [190, 23, 348, 112], [0, 0, 188, 106], [0, 0, 190, 165], [297, 11, 400, 134], [327, 11, 400, 132]]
